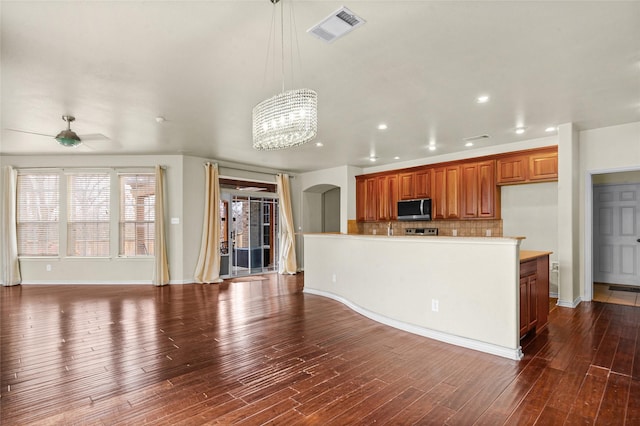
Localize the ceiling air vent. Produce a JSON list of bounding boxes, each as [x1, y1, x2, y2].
[[463, 134, 490, 142], [307, 6, 366, 44]]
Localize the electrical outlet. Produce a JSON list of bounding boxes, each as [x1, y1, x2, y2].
[[332, 274, 337, 283], [452, 229, 457, 237], [46, 264, 52, 272], [431, 299, 439, 312], [486, 229, 492, 237]]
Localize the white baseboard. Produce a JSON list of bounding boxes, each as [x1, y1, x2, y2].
[[557, 296, 582, 308], [304, 288, 523, 361], [20, 280, 153, 285], [17, 279, 200, 285]]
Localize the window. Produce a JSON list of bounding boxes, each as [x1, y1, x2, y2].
[[67, 173, 110, 257], [16, 173, 60, 256], [119, 174, 155, 256], [15, 168, 156, 259]]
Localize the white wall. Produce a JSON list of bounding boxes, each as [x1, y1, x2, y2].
[[304, 234, 522, 360], [502, 182, 558, 260], [0, 154, 185, 284], [579, 121, 640, 299]]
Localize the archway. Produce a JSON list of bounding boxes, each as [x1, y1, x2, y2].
[[302, 184, 341, 234]]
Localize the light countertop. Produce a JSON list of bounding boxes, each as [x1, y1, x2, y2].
[[520, 250, 553, 262]]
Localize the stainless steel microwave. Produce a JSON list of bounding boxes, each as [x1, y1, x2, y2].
[[397, 198, 432, 221]]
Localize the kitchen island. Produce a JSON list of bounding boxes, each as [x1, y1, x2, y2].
[[303, 233, 529, 360]]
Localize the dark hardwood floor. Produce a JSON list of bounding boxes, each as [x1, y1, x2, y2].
[[1, 274, 639, 425]]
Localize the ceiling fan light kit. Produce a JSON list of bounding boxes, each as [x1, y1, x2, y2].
[[252, 0, 318, 151], [55, 115, 82, 147]]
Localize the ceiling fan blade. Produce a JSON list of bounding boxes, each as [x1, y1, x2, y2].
[[79, 133, 110, 141], [6, 128, 54, 138]]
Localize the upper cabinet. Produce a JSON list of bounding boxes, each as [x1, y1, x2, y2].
[[433, 165, 461, 220], [376, 174, 399, 221], [356, 173, 399, 222], [529, 151, 558, 181], [356, 177, 366, 222], [496, 155, 528, 184], [399, 169, 431, 200], [356, 146, 556, 222], [461, 160, 499, 219], [497, 148, 558, 185]]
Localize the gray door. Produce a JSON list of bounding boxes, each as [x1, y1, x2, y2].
[[593, 184, 640, 286]]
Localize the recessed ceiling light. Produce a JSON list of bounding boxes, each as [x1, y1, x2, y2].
[[545, 126, 557, 132], [377, 123, 388, 130], [465, 142, 474, 147], [515, 127, 526, 134], [476, 95, 490, 104], [315, 142, 324, 147], [155, 116, 166, 123], [394, 156, 400, 160], [428, 145, 436, 151], [369, 157, 377, 162]]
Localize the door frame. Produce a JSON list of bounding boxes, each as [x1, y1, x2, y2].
[[220, 188, 279, 278], [585, 165, 640, 301]]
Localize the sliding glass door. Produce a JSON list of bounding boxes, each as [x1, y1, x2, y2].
[[220, 194, 278, 277]]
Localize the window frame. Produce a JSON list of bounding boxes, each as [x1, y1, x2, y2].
[[16, 171, 61, 257], [118, 172, 156, 257], [15, 167, 156, 261]]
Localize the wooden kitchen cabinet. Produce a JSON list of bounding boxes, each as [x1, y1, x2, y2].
[[364, 177, 377, 222], [355, 146, 555, 222], [415, 169, 431, 199], [433, 165, 460, 219], [497, 148, 558, 185], [519, 252, 550, 338], [398, 168, 430, 200], [376, 174, 398, 220], [356, 177, 366, 222], [519, 261, 538, 337], [398, 172, 414, 200], [497, 155, 528, 184], [356, 173, 398, 222], [529, 151, 558, 181], [387, 174, 399, 220], [461, 160, 498, 219]]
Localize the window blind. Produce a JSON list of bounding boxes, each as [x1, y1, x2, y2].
[[67, 173, 110, 257], [119, 174, 155, 256], [16, 173, 60, 256]]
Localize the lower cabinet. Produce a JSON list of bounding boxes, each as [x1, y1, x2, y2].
[[519, 255, 550, 338]]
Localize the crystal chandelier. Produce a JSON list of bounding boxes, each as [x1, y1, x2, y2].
[[252, 0, 318, 150]]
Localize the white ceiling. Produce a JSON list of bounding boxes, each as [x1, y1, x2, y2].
[[1, 1, 639, 173]]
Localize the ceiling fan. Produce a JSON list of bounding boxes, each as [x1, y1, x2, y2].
[[7, 115, 110, 148]]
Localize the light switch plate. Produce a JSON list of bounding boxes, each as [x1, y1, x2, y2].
[[171, 217, 180, 225]]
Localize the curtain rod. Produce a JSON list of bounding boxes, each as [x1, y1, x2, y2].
[[211, 163, 295, 178], [14, 165, 166, 170]]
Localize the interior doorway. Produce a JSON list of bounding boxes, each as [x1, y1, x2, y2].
[[302, 184, 341, 233], [590, 170, 640, 304], [218, 179, 279, 278], [229, 195, 279, 277]]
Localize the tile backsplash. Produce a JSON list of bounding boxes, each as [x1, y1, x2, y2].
[[357, 219, 503, 237]]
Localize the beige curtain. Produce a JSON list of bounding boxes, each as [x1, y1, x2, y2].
[[1, 166, 22, 286], [153, 165, 170, 286], [277, 173, 297, 274], [194, 162, 223, 283]]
